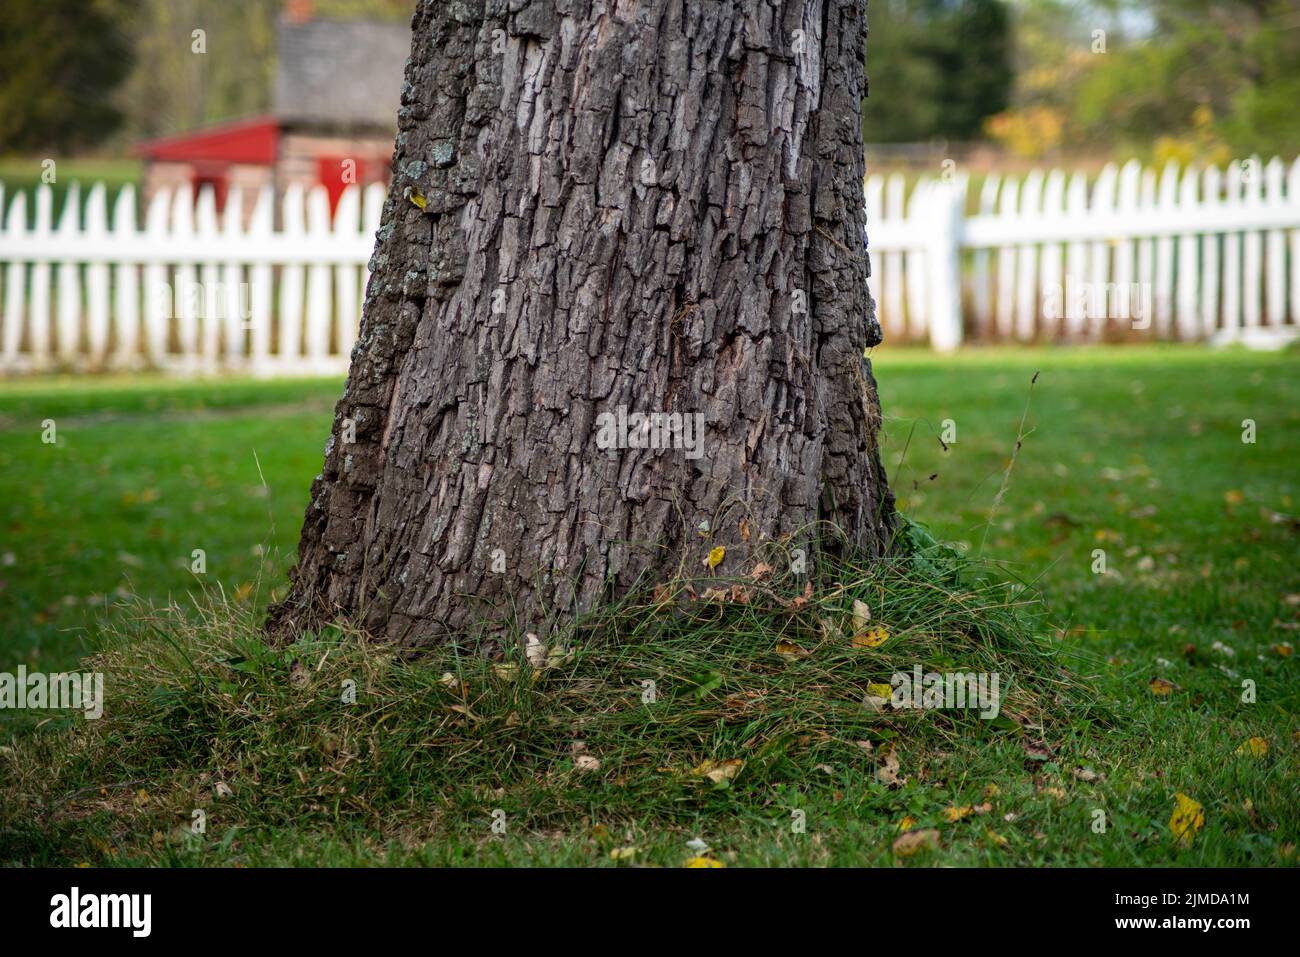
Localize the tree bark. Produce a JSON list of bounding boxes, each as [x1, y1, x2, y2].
[[268, 0, 894, 647]]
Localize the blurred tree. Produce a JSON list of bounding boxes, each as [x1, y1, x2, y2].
[[990, 0, 1300, 160], [0, 0, 140, 153], [117, 0, 415, 142], [864, 0, 1014, 142]]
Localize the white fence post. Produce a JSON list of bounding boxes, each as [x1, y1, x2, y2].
[[927, 179, 964, 352]]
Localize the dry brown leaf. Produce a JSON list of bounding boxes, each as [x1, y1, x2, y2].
[[876, 750, 906, 788], [892, 828, 940, 856]]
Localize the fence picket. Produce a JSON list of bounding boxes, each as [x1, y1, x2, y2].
[[905, 178, 929, 338], [971, 173, 1000, 337], [2, 191, 26, 366], [1136, 168, 1157, 339], [1264, 157, 1285, 327], [1015, 170, 1043, 340], [195, 185, 222, 370], [142, 188, 171, 364], [278, 183, 306, 369], [995, 174, 1019, 338], [1115, 161, 1141, 332], [248, 187, 274, 374], [55, 184, 82, 364], [1222, 162, 1243, 335], [1154, 162, 1178, 335], [85, 184, 112, 367], [1243, 156, 1263, 328], [1064, 172, 1088, 337], [1088, 164, 1117, 336], [113, 186, 140, 368], [883, 173, 904, 340], [334, 185, 362, 361], [1176, 166, 1199, 339], [305, 186, 333, 369], [1290, 159, 1300, 324], [173, 185, 198, 370], [1037, 171, 1064, 340], [1200, 166, 1221, 337]]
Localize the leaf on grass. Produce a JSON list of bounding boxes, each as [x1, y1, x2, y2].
[[524, 633, 548, 669], [852, 625, 890, 649], [1169, 793, 1205, 846], [684, 856, 725, 868], [493, 663, 518, 681], [609, 846, 638, 861], [892, 828, 940, 857], [1235, 737, 1268, 758], [876, 750, 906, 788], [1022, 740, 1054, 762], [944, 805, 974, 822], [852, 598, 872, 630], [288, 658, 309, 688], [704, 546, 725, 569], [1073, 767, 1102, 782], [575, 754, 602, 772], [898, 815, 917, 832], [1272, 643, 1293, 658], [985, 829, 1010, 848], [1149, 677, 1179, 697], [775, 640, 810, 660], [693, 758, 744, 785]]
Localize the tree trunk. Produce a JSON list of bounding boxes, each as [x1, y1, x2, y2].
[[268, 0, 894, 647]]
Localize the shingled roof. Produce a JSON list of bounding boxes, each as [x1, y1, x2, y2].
[[273, 17, 410, 130]]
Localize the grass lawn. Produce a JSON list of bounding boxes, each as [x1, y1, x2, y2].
[[0, 345, 1296, 867]]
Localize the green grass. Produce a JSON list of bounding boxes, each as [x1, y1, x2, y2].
[[0, 345, 1296, 867]]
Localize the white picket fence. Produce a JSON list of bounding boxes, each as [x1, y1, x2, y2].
[[0, 180, 384, 375], [0, 155, 1298, 373], [871, 155, 1300, 350]]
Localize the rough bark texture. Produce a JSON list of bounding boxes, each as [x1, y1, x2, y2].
[[269, 0, 894, 647]]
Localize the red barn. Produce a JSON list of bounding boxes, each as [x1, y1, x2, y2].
[[137, 2, 406, 218]]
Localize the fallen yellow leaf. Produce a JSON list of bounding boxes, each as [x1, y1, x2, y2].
[[898, 815, 917, 832], [693, 758, 743, 784], [684, 856, 725, 868], [944, 805, 975, 822], [1169, 793, 1205, 846], [852, 624, 890, 649], [705, 545, 725, 569], [1235, 737, 1268, 758], [775, 640, 810, 659], [1149, 677, 1178, 697]]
